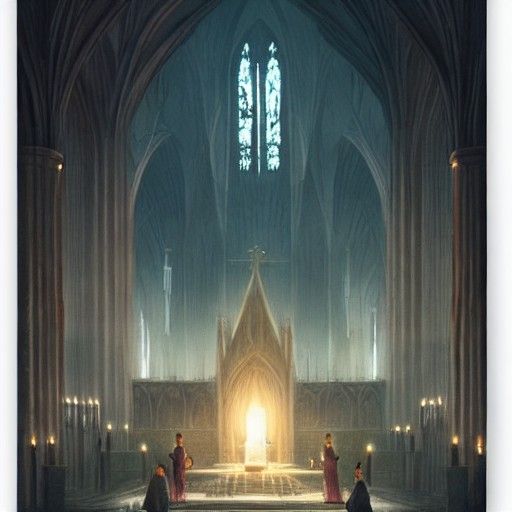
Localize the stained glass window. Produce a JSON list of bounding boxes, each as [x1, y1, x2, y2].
[[265, 42, 281, 171], [238, 41, 281, 173], [238, 43, 253, 172]]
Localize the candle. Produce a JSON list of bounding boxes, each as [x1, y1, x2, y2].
[[106, 424, 112, 453], [394, 425, 401, 451], [124, 424, 129, 451], [451, 435, 460, 467], [476, 435, 484, 456], [366, 444, 373, 487], [48, 436, 56, 465], [141, 444, 147, 483], [420, 399, 426, 428], [95, 399, 100, 431], [30, 436, 37, 509]]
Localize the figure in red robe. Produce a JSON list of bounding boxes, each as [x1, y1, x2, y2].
[[169, 432, 186, 503], [323, 432, 344, 504]]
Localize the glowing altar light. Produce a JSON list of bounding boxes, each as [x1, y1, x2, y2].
[[428, 399, 435, 406], [73, 396, 78, 405], [31, 436, 36, 447], [94, 399, 99, 405], [366, 444, 373, 453], [421, 398, 426, 407], [65, 397, 71, 404], [405, 425, 411, 433], [107, 423, 112, 432], [140, 443, 147, 453], [452, 435, 459, 446], [437, 396, 443, 405], [88, 398, 93, 406], [244, 404, 267, 470], [395, 425, 401, 432]]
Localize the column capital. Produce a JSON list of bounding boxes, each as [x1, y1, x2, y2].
[[19, 146, 64, 174], [449, 146, 486, 170]]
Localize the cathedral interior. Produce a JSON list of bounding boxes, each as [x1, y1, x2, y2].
[[16, 0, 486, 510]]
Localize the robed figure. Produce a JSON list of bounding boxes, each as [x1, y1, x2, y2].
[[169, 432, 186, 502], [323, 433, 344, 504], [142, 464, 170, 512], [346, 462, 373, 512]]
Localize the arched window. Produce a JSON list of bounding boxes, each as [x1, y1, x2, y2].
[[238, 41, 281, 174]]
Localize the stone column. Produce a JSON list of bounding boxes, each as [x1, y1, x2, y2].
[[18, 146, 65, 511], [449, 146, 486, 467]]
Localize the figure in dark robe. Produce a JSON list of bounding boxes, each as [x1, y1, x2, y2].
[[346, 462, 373, 512], [323, 433, 344, 504], [142, 464, 170, 512], [169, 432, 186, 503]]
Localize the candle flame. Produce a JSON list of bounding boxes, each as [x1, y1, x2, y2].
[[141, 443, 147, 453], [94, 399, 99, 405], [421, 398, 426, 407], [476, 435, 484, 455], [429, 399, 435, 405], [124, 423, 129, 430], [405, 425, 411, 432], [452, 436, 459, 446], [366, 444, 373, 453], [395, 425, 401, 432], [107, 423, 112, 431], [48, 436, 55, 445], [88, 398, 93, 405], [65, 397, 71, 404], [31, 436, 36, 447], [438, 396, 443, 405], [73, 396, 78, 405]]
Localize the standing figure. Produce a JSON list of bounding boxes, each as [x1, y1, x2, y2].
[[142, 464, 170, 512], [346, 462, 373, 512], [323, 433, 344, 504], [169, 432, 186, 503]]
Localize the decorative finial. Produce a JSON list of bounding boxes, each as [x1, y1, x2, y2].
[[248, 246, 266, 271]]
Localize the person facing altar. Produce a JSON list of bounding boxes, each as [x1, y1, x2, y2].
[[322, 432, 344, 504], [346, 461, 373, 512]]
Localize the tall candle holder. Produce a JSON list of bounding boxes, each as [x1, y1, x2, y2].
[[31, 436, 37, 510], [141, 444, 148, 483], [47, 436, 56, 466], [451, 436, 460, 467], [124, 424, 129, 451], [366, 444, 373, 487]]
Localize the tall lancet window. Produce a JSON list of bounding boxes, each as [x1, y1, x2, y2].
[[238, 41, 281, 174], [266, 42, 281, 171], [238, 43, 253, 172]]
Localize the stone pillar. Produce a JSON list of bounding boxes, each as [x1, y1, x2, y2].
[[18, 147, 65, 511], [449, 146, 486, 499]]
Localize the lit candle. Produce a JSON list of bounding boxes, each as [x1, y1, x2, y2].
[[394, 425, 401, 451], [106, 423, 112, 453], [124, 423, 129, 451], [73, 396, 79, 430], [30, 436, 37, 509], [94, 399, 100, 430], [420, 399, 426, 428], [140, 444, 148, 483], [65, 397, 72, 425], [451, 435, 460, 467], [476, 435, 484, 456], [47, 436, 56, 465], [366, 444, 373, 487]]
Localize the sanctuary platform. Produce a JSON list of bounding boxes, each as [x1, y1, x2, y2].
[[65, 464, 445, 512]]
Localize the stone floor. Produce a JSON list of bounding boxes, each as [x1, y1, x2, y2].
[[66, 464, 445, 512]]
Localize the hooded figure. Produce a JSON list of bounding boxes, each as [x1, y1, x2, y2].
[[142, 464, 170, 512], [346, 462, 373, 512]]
